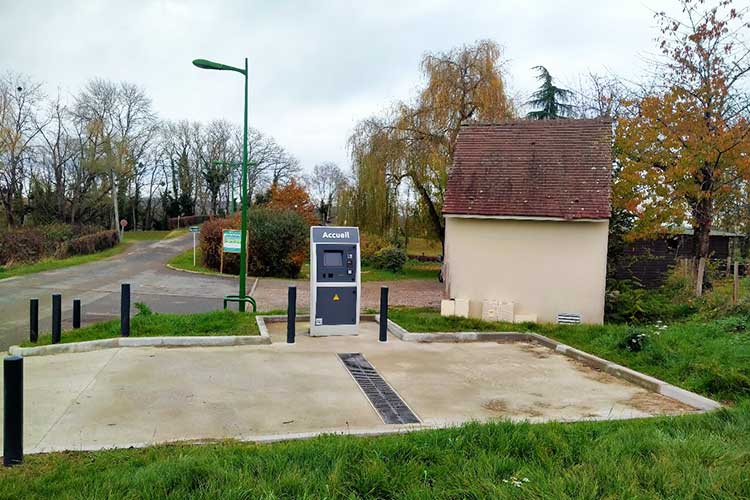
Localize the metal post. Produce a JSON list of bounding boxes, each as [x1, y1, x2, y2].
[[73, 298, 81, 329], [238, 57, 249, 312], [287, 286, 296, 344], [121, 283, 130, 337], [733, 261, 740, 305], [29, 298, 38, 343], [379, 286, 388, 342], [51, 293, 62, 344], [4, 355, 23, 467]]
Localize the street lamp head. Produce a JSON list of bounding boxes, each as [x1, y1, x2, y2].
[[192, 59, 245, 75]]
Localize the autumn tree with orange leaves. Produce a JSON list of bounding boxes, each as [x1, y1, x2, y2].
[[615, 0, 750, 296]]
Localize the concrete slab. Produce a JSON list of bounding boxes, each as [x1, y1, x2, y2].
[[0, 321, 697, 454]]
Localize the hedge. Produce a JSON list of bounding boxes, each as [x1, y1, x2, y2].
[[62, 230, 120, 256], [0, 224, 107, 266], [200, 208, 308, 278]]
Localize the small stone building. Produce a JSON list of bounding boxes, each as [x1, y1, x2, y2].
[[442, 119, 612, 324]]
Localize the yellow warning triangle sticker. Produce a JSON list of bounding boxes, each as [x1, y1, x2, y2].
[[333, 293, 340, 301]]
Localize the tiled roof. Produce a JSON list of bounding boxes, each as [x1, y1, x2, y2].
[[443, 119, 613, 220]]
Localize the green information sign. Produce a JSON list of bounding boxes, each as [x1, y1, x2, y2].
[[222, 230, 242, 253]]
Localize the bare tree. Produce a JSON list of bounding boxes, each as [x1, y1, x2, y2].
[[307, 161, 345, 224], [0, 73, 45, 226]]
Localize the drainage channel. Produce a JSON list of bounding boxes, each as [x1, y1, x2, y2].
[[338, 352, 420, 425]]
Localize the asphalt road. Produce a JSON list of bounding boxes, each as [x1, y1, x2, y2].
[[0, 234, 239, 350], [0, 234, 444, 350]]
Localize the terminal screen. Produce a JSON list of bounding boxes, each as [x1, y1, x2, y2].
[[323, 250, 343, 267]]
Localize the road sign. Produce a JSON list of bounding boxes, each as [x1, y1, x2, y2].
[[119, 219, 128, 228], [222, 230, 242, 253], [191, 227, 200, 267]]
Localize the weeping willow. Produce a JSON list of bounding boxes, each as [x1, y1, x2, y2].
[[343, 40, 515, 245]]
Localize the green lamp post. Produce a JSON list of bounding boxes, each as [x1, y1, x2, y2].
[[193, 57, 251, 312]]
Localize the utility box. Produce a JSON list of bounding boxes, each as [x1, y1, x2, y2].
[[310, 226, 360, 336]]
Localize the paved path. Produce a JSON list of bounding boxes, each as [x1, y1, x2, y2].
[[0, 235, 241, 350], [0, 322, 697, 454], [0, 235, 443, 349]]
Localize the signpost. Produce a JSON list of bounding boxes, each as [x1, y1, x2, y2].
[[119, 219, 128, 241], [190, 226, 200, 267], [221, 229, 244, 274]]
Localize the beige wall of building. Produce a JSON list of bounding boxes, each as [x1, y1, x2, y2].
[[443, 216, 609, 324]]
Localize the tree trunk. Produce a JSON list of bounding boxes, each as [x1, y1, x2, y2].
[[410, 177, 445, 249], [692, 208, 712, 297], [110, 167, 121, 242]]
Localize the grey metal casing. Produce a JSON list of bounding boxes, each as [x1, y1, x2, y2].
[[309, 226, 361, 336]]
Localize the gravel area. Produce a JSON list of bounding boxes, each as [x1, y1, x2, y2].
[[252, 278, 443, 312]]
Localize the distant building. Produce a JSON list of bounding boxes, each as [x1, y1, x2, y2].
[[442, 119, 612, 325], [613, 229, 743, 288]]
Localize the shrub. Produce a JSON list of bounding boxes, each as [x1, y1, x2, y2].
[[0, 227, 53, 265], [63, 230, 119, 256], [619, 327, 649, 352], [604, 278, 698, 324], [199, 215, 238, 271], [247, 208, 308, 278], [360, 233, 390, 265], [0, 224, 110, 266], [200, 208, 308, 278], [370, 246, 407, 272]]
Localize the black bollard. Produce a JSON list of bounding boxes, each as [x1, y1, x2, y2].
[[29, 298, 38, 343], [379, 286, 388, 343], [51, 293, 62, 344], [120, 283, 130, 337], [4, 356, 23, 467], [73, 299, 81, 329], [287, 286, 296, 344]]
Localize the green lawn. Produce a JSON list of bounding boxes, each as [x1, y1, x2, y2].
[[123, 228, 188, 241], [362, 259, 440, 282], [167, 247, 226, 276], [0, 243, 129, 281], [22, 307, 259, 346], [170, 251, 441, 282], [0, 404, 748, 499], [406, 237, 442, 257], [6, 291, 750, 497]]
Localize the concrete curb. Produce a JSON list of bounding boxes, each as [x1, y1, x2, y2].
[[10, 332, 270, 358], [374, 316, 721, 412], [165, 263, 236, 280]]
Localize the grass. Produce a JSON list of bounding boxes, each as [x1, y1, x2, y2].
[[6, 276, 750, 497], [22, 307, 259, 347], [167, 247, 226, 276], [123, 228, 188, 241], [362, 259, 441, 282], [389, 306, 750, 404], [169, 251, 441, 282], [0, 243, 129, 281], [0, 229, 189, 281], [0, 404, 748, 499], [406, 236, 442, 257]]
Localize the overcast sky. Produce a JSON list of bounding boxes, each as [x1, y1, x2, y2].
[[1, 0, 674, 172]]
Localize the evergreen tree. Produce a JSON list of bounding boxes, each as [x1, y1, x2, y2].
[[526, 66, 573, 119]]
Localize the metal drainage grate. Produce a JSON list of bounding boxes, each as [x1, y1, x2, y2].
[[338, 353, 420, 425]]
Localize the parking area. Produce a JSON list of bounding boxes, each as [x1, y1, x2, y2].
[[2, 321, 697, 454]]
